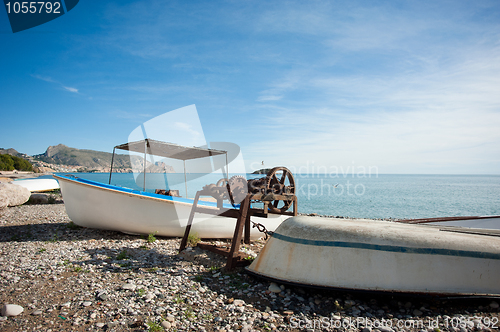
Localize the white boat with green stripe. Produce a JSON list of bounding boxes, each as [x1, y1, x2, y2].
[[247, 216, 500, 296]]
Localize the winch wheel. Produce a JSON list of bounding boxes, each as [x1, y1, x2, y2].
[[228, 175, 248, 205], [216, 178, 228, 187], [266, 167, 295, 213]]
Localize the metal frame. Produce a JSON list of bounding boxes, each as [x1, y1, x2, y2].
[[108, 139, 228, 195], [179, 187, 297, 270]]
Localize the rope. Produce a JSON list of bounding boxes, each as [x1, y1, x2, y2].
[[250, 220, 274, 240]]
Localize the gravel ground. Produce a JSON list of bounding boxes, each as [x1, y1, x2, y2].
[[0, 203, 499, 332]]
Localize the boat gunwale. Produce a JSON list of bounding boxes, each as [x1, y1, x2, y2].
[[53, 174, 235, 209]]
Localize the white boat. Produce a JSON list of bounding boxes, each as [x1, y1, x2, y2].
[[247, 216, 500, 296], [399, 215, 500, 232], [54, 140, 286, 239], [12, 178, 60, 192]]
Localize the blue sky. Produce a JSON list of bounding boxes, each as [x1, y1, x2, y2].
[[1, 0, 500, 174]]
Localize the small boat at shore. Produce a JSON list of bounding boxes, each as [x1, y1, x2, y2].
[[12, 178, 60, 192], [398, 215, 500, 232], [247, 216, 500, 296], [55, 139, 287, 239]]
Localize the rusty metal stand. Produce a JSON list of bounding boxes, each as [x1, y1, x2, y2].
[[179, 190, 297, 270]]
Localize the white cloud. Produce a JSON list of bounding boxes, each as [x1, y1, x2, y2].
[[244, 30, 500, 174], [257, 95, 283, 102], [109, 110, 152, 120], [63, 86, 79, 93], [32, 74, 81, 94], [32, 74, 56, 83], [245, 105, 500, 174], [175, 122, 201, 139]]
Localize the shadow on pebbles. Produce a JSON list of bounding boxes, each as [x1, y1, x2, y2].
[[0, 204, 499, 332]]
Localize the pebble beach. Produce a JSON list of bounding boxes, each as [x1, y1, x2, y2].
[[1, 202, 499, 332]]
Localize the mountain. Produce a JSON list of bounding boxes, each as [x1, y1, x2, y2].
[[0, 148, 24, 157], [252, 168, 272, 174], [34, 144, 129, 170], [32, 144, 175, 173]]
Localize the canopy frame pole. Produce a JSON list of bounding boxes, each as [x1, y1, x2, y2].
[[143, 140, 147, 191], [225, 152, 229, 179], [184, 160, 188, 198], [109, 147, 116, 185]]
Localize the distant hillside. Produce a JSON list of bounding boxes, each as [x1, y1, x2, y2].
[[0, 148, 24, 157], [252, 168, 272, 174], [0, 153, 33, 171], [33, 144, 175, 173], [0, 148, 33, 171], [34, 144, 130, 169]]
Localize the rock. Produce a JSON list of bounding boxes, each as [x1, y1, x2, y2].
[[241, 325, 252, 332], [268, 283, 282, 293], [233, 299, 245, 307], [490, 301, 499, 309], [0, 183, 31, 207], [161, 320, 171, 329], [82, 301, 92, 307], [29, 193, 49, 204], [413, 309, 423, 316], [345, 299, 356, 306], [1, 304, 24, 316], [97, 292, 108, 300], [32, 309, 43, 315], [96, 322, 105, 328], [121, 283, 136, 291], [0, 189, 8, 209]]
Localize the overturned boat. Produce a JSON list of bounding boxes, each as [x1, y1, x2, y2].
[[247, 216, 500, 296], [12, 178, 60, 192], [54, 139, 287, 239]]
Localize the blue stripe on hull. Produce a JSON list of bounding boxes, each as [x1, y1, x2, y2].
[[56, 174, 237, 209], [272, 232, 500, 260]]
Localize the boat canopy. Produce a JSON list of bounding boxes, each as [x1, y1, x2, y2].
[[109, 139, 228, 195], [114, 139, 227, 160]]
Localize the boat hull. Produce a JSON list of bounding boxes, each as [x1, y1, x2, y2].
[[247, 216, 500, 296], [13, 178, 60, 192], [54, 174, 286, 239]]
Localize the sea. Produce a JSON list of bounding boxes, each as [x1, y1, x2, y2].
[[53, 173, 500, 220]]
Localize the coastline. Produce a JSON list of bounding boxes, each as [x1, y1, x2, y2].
[[1, 204, 498, 331], [0, 171, 48, 182]]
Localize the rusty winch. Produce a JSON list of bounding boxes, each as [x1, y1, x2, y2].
[[203, 166, 296, 214], [182, 166, 297, 270]]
